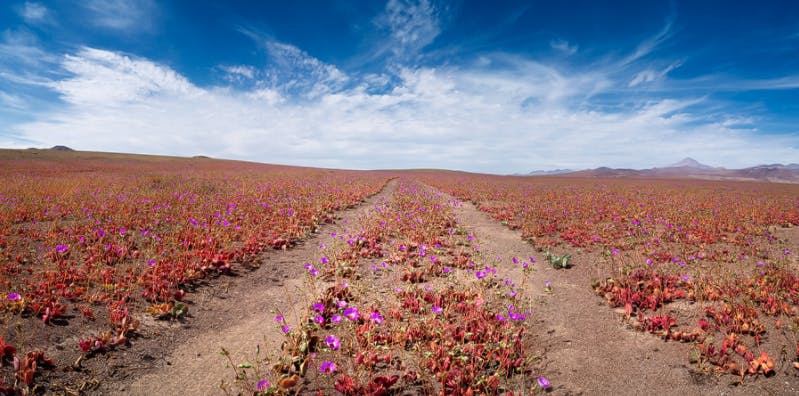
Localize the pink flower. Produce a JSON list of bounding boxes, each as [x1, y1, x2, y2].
[[324, 335, 340, 350], [370, 311, 383, 324], [319, 361, 336, 374], [432, 305, 443, 314], [257, 379, 270, 391], [537, 376, 551, 389], [343, 307, 360, 321]]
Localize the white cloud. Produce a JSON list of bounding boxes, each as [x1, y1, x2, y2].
[[0, 91, 27, 110], [620, 20, 675, 67], [375, 0, 441, 59], [82, 0, 157, 33], [17, 2, 51, 25], [7, 47, 798, 173], [263, 41, 349, 98], [221, 65, 255, 81], [550, 39, 578, 55], [49, 47, 197, 106], [628, 61, 682, 87]]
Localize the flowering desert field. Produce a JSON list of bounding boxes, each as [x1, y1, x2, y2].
[[1, 149, 798, 395]]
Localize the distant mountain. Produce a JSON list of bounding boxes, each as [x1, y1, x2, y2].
[[50, 145, 74, 151], [669, 157, 716, 170], [534, 159, 799, 184], [526, 169, 574, 176]]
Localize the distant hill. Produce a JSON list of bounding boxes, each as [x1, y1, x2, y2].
[[50, 145, 75, 151], [531, 159, 799, 184], [668, 157, 716, 170], [524, 169, 574, 176]]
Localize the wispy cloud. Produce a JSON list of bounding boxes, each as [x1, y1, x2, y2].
[[628, 60, 682, 87], [374, 0, 441, 61], [263, 41, 349, 97], [620, 19, 675, 67], [0, 91, 28, 111], [17, 2, 52, 25], [6, 47, 797, 172], [82, 0, 158, 33], [550, 39, 578, 55]]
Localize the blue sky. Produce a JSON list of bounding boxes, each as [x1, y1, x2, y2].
[[1, 1, 797, 173]]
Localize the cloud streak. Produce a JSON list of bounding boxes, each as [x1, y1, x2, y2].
[[81, 0, 157, 33]]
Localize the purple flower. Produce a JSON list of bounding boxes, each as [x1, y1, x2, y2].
[[370, 311, 383, 324], [496, 314, 506, 322], [786, 249, 792, 256], [537, 376, 551, 389], [319, 361, 336, 374], [529, 257, 536, 263], [330, 314, 343, 323], [475, 270, 487, 279], [611, 248, 619, 256], [512, 257, 519, 264], [545, 280, 551, 288], [343, 307, 360, 321], [321, 257, 330, 264], [274, 314, 284, 323], [314, 315, 325, 325], [119, 228, 127, 234], [304, 262, 312, 270], [443, 267, 451, 274], [432, 305, 443, 314], [257, 379, 270, 391], [55, 244, 68, 254], [313, 302, 325, 313], [147, 259, 157, 266], [280, 325, 291, 334], [7, 293, 21, 301], [324, 335, 340, 350], [337, 300, 348, 308], [467, 235, 475, 242], [509, 312, 526, 321], [309, 268, 319, 277]]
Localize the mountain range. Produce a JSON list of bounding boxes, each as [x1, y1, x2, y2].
[[523, 158, 799, 183]]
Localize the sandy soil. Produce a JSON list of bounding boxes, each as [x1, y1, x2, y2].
[[83, 180, 799, 395]]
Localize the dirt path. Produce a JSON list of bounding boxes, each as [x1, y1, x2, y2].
[[448, 194, 797, 395], [96, 179, 398, 395]]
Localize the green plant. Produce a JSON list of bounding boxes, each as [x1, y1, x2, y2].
[[545, 251, 571, 269]]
